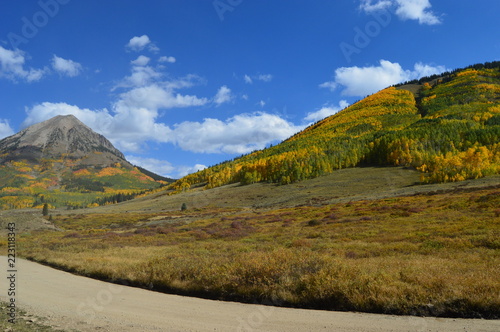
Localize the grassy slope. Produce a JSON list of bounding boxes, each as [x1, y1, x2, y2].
[[13, 169, 500, 319]]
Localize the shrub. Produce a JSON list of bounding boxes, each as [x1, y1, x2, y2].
[[307, 219, 322, 227]]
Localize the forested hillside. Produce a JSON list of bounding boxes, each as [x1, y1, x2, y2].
[[172, 62, 500, 191], [0, 160, 163, 210]]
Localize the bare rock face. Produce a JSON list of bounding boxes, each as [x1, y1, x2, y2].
[[0, 115, 131, 168]]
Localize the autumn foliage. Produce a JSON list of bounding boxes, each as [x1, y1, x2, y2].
[[0, 158, 161, 210], [170, 64, 500, 191]]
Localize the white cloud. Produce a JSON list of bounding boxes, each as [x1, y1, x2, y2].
[[360, 0, 441, 25], [258, 74, 273, 82], [131, 55, 150, 66], [304, 100, 350, 122], [359, 0, 392, 12], [318, 81, 337, 92], [412, 62, 447, 78], [159, 56, 176, 64], [333, 60, 408, 96], [175, 164, 207, 178], [126, 35, 159, 52], [121, 84, 208, 110], [395, 0, 441, 25], [0, 119, 15, 139], [51, 55, 83, 77], [244, 75, 253, 84], [0, 46, 46, 82], [117, 65, 163, 89], [244, 73, 273, 84], [169, 112, 303, 154], [214, 85, 233, 105], [258, 100, 266, 108], [320, 60, 448, 97]]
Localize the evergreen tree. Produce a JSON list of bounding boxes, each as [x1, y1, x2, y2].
[[42, 203, 49, 216]]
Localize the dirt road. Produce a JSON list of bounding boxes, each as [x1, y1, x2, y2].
[[2, 257, 499, 331]]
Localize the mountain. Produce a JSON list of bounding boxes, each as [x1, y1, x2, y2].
[[0, 115, 129, 167], [0, 115, 169, 210], [171, 61, 500, 191]]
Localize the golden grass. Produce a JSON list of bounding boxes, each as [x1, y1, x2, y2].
[[15, 185, 500, 318]]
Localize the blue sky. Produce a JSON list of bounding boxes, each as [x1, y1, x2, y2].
[[1, 0, 499, 178]]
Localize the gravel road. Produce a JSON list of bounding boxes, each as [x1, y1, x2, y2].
[[1, 257, 499, 331]]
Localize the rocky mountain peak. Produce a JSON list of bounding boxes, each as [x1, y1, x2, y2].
[[0, 115, 130, 167]]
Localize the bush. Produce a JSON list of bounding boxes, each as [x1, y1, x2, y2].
[[308, 219, 322, 227]]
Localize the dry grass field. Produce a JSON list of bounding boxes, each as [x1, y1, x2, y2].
[[7, 167, 500, 318]]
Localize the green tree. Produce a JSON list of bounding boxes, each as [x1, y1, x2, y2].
[[42, 203, 49, 216]]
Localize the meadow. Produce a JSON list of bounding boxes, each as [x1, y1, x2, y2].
[[15, 173, 500, 319]]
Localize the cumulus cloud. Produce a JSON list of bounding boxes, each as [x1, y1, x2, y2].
[[0, 119, 15, 139], [118, 65, 162, 89], [304, 100, 350, 122], [214, 85, 233, 105], [169, 112, 303, 154], [115, 84, 208, 117], [395, 0, 441, 25], [0, 46, 46, 82], [360, 0, 442, 25], [131, 55, 150, 66], [126, 35, 159, 52], [412, 62, 448, 78], [320, 60, 448, 97], [51, 55, 83, 77], [159, 56, 176, 64]]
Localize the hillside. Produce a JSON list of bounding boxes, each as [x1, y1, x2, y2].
[[171, 62, 500, 191], [0, 115, 170, 210]]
